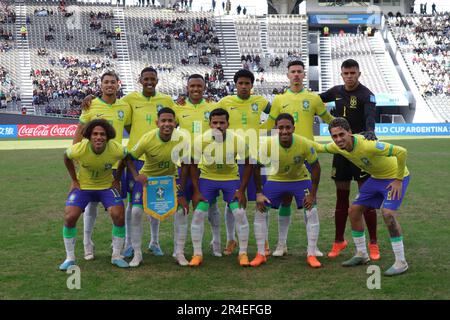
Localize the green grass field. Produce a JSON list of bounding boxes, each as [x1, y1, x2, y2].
[[1, 138, 449, 300]]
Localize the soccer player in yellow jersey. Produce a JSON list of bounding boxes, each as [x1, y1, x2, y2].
[[189, 108, 252, 267], [60, 119, 130, 270], [216, 69, 272, 257], [173, 74, 223, 257], [265, 60, 334, 140], [72, 72, 132, 261], [264, 60, 333, 257], [121, 67, 175, 258], [314, 118, 410, 276], [128, 108, 191, 267], [251, 114, 322, 268]]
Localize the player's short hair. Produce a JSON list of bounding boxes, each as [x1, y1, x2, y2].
[[82, 119, 116, 140], [275, 113, 295, 126], [157, 107, 175, 118], [101, 71, 119, 82], [140, 67, 158, 77], [341, 59, 359, 70], [209, 108, 229, 122], [328, 117, 351, 133], [187, 74, 205, 83], [233, 69, 255, 84], [287, 60, 305, 69]]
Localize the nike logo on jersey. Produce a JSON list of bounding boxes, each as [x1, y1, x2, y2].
[[230, 107, 238, 110], [182, 115, 190, 118], [336, 98, 342, 101], [96, 114, 104, 117], [135, 106, 145, 109], [282, 104, 289, 109], [150, 154, 158, 157]]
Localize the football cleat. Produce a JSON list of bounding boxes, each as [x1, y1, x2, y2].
[[327, 240, 348, 258], [272, 244, 288, 257], [111, 258, 129, 268], [149, 243, 164, 256], [210, 240, 222, 257], [307, 256, 322, 268], [342, 254, 370, 267], [59, 259, 76, 271], [188, 255, 203, 267], [129, 251, 143, 267], [175, 253, 189, 266], [223, 240, 237, 256], [122, 246, 134, 259], [84, 242, 95, 261], [384, 261, 408, 276], [238, 253, 250, 267], [368, 243, 380, 261], [250, 253, 267, 267]]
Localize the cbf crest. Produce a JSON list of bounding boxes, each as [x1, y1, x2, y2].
[[143, 176, 178, 221], [360, 157, 371, 167], [157, 104, 164, 112], [350, 96, 358, 108], [293, 156, 302, 164], [117, 110, 124, 120], [303, 100, 310, 110], [104, 163, 112, 170], [204, 111, 211, 121], [251, 103, 258, 113]]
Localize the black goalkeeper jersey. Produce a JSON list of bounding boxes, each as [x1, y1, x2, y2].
[[320, 83, 376, 134]]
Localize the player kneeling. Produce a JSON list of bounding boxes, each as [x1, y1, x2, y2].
[[60, 119, 130, 270]]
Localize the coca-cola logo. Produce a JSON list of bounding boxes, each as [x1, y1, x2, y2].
[[18, 124, 78, 138]]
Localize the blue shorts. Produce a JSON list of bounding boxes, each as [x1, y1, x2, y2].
[[123, 160, 144, 199], [66, 188, 124, 210], [263, 180, 312, 209], [353, 176, 410, 210], [177, 167, 193, 202], [199, 178, 240, 205], [238, 164, 266, 201]]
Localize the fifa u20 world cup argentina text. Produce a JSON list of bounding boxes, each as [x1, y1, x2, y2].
[[177, 304, 272, 318], [171, 128, 280, 174]]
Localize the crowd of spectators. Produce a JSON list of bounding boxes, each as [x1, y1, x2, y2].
[[0, 67, 20, 109], [0, 2, 16, 23], [389, 14, 450, 97]]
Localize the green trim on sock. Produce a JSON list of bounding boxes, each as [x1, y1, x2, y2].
[[133, 204, 144, 209], [63, 226, 77, 239], [279, 205, 292, 216], [390, 236, 403, 243], [196, 201, 209, 212], [112, 225, 125, 238], [352, 230, 365, 238], [229, 201, 239, 211]]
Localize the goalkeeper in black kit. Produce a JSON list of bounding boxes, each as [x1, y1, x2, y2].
[[319, 59, 380, 260]]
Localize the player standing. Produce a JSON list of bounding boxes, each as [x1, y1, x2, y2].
[[319, 59, 380, 260], [251, 113, 322, 268]]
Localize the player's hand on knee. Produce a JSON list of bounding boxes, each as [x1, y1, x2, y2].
[[233, 190, 247, 209], [361, 131, 378, 141], [303, 194, 315, 210], [178, 196, 189, 215], [111, 179, 121, 193], [386, 179, 403, 200], [256, 193, 270, 212]]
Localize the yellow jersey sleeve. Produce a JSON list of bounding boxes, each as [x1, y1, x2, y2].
[[66, 141, 85, 160], [314, 94, 334, 124]]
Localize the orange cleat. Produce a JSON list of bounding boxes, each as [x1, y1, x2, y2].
[[307, 256, 322, 268], [250, 253, 267, 267], [264, 241, 271, 257], [368, 243, 380, 261], [188, 255, 203, 267], [238, 253, 250, 267], [327, 240, 348, 258], [223, 240, 238, 256]]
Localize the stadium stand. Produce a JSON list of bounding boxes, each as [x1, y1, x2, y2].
[[387, 14, 450, 121]]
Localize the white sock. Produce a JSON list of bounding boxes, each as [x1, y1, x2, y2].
[[124, 202, 133, 248], [131, 206, 143, 254], [64, 237, 76, 261], [305, 207, 320, 256], [352, 231, 368, 257], [191, 209, 206, 256], [254, 210, 268, 255], [174, 208, 188, 255], [225, 204, 236, 242], [208, 202, 221, 250], [278, 214, 291, 246], [112, 235, 125, 259], [265, 213, 270, 242], [83, 201, 98, 246], [233, 207, 249, 254], [391, 237, 405, 263], [149, 216, 160, 246]]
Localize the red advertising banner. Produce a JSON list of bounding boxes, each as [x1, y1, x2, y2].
[[17, 124, 78, 138]]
